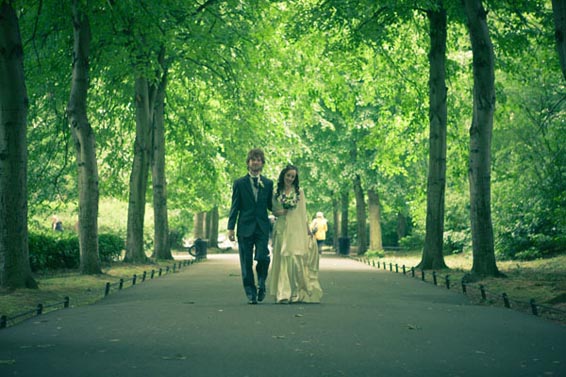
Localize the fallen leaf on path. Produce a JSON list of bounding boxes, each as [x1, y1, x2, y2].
[[0, 360, 16, 365], [272, 335, 286, 339], [161, 354, 187, 360], [294, 314, 304, 317], [407, 324, 421, 330]]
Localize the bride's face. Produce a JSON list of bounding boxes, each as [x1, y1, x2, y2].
[[284, 169, 297, 187]]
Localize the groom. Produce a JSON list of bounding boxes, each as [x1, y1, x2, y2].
[[227, 148, 274, 304]]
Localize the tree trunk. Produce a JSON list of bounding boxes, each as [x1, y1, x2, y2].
[[552, 0, 566, 81], [67, 0, 101, 274], [194, 211, 206, 239], [419, 5, 448, 270], [208, 206, 219, 248], [367, 189, 383, 251], [0, 3, 37, 289], [151, 63, 172, 260], [125, 77, 154, 263], [332, 194, 340, 252], [340, 190, 349, 237], [396, 213, 408, 241], [353, 175, 367, 255], [463, 0, 500, 277]]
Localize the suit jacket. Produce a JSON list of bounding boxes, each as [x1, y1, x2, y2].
[[227, 174, 273, 238]]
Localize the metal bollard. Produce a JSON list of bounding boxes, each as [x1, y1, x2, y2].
[[432, 271, 437, 285], [530, 299, 539, 316], [502, 293, 510, 308], [142, 271, 147, 282], [151, 270, 155, 279], [64, 296, 70, 308], [105, 282, 111, 296], [461, 280, 467, 294], [132, 274, 137, 286], [421, 270, 425, 281], [411, 267, 415, 277], [119, 278, 124, 290], [389, 263, 393, 271], [377, 261, 381, 269], [36, 303, 43, 315], [159, 268, 163, 277], [402, 265, 406, 275], [0, 315, 6, 329], [445, 275, 450, 289], [480, 285, 486, 301], [395, 264, 399, 273]]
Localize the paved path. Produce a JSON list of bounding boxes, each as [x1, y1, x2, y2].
[[1, 253, 564, 377]]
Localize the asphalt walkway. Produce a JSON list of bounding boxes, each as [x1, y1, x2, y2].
[[0, 253, 564, 377]]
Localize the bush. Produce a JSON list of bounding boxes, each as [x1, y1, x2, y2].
[[365, 249, 385, 258], [399, 232, 424, 251], [98, 233, 125, 262], [443, 230, 471, 255], [29, 231, 125, 271]]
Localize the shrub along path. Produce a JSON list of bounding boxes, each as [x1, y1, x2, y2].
[[0, 253, 564, 377]]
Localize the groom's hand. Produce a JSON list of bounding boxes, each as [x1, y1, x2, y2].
[[228, 230, 235, 242]]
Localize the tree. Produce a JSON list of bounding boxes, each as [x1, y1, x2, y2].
[[419, 4, 448, 270], [67, 0, 101, 274], [0, 1, 37, 289], [463, 0, 500, 277], [552, 0, 566, 81]]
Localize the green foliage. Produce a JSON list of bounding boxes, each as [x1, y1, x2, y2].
[[443, 229, 471, 255], [365, 249, 385, 258], [399, 231, 425, 251], [29, 231, 124, 271]]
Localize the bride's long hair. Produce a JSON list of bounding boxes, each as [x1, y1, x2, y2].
[[275, 164, 300, 200]]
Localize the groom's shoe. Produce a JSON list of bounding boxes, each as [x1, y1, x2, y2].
[[246, 293, 258, 305], [257, 288, 266, 302]]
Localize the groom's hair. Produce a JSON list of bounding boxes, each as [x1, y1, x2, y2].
[[246, 148, 265, 164]]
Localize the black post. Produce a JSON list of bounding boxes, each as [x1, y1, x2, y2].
[[432, 271, 437, 285], [159, 268, 163, 277], [480, 285, 486, 301], [377, 261, 381, 269], [132, 274, 137, 286], [502, 293, 510, 308], [142, 271, 147, 282], [461, 280, 467, 294], [119, 278, 124, 289], [105, 282, 111, 296], [0, 315, 7, 329], [421, 270, 425, 281], [36, 303, 43, 315], [389, 263, 393, 271], [530, 299, 539, 316], [395, 264, 399, 273], [445, 275, 450, 289], [64, 296, 70, 308], [402, 265, 406, 275], [411, 267, 415, 277], [151, 270, 155, 279]]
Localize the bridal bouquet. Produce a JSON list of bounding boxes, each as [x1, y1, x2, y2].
[[279, 191, 299, 209]]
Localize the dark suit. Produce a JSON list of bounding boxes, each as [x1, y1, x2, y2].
[[228, 174, 273, 300]]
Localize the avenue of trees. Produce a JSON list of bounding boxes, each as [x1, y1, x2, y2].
[[1, 0, 565, 289]]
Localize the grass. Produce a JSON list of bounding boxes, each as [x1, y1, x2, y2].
[[0, 252, 193, 328], [358, 249, 566, 323]]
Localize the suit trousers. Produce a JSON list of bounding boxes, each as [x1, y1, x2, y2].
[[238, 225, 270, 297]]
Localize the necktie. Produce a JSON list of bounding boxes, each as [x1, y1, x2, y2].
[[252, 176, 259, 189]]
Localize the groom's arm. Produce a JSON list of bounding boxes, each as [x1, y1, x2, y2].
[[227, 180, 241, 241]]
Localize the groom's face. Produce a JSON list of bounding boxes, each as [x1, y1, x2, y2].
[[248, 157, 264, 174]]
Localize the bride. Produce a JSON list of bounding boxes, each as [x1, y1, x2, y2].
[[268, 164, 323, 304]]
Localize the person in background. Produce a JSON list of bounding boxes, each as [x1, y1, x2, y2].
[[52, 216, 63, 232], [310, 212, 328, 254]]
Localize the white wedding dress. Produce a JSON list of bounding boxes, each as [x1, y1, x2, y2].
[[268, 188, 323, 303]]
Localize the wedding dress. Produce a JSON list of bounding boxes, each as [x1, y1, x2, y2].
[[268, 188, 323, 303]]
